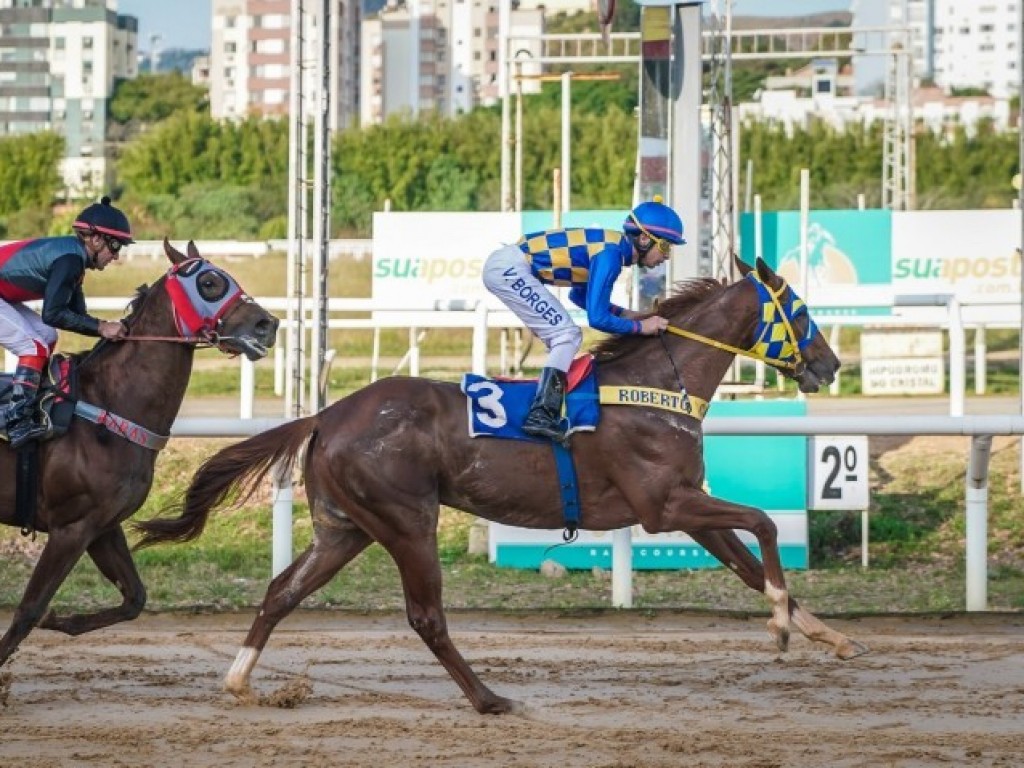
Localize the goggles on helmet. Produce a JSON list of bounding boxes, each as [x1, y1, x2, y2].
[[629, 212, 674, 255]]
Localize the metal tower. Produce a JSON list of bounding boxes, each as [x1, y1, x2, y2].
[[881, 39, 914, 210], [705, 0, 736, 281]]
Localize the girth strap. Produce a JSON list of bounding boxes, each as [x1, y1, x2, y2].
[[550, 441, 581, 542], [15, 443, 38, 535]]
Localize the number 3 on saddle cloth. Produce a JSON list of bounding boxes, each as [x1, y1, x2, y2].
[[0, 354, 78, 445], [461, 356, 599, 539], [461, 355, 599, 441]]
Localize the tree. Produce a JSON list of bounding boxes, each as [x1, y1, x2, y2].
[[0, 132, 63, 218], [109, 72, 208, 125]]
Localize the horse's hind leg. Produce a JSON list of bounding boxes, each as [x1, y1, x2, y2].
[[691, 529, 868, 659], [0, 529, 89, 667], [38, 526, 146, 636], [383, 534, 521, 715], [224, 517, 372, 702]]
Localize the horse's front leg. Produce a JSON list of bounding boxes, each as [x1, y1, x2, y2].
[[650, 486, 792, 652], [38, 526, 147, 636], [0, 528, 90, 667], [690, 529, 869, 660]]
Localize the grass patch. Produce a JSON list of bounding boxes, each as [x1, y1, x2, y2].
[[2, 434, 1022, 616]]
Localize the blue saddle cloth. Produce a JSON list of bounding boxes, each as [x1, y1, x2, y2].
[[461, 365, 600, 441]]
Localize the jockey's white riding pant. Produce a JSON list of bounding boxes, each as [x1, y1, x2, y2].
[[482, 244, 582, 373], [0, 299, 57, 359]]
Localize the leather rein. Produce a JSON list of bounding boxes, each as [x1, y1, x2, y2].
[[664, 271, 817, 373]]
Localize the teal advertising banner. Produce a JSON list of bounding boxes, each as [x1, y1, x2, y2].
[[520, 209, 626, 233], [490, 400, 810, 570], [739, 210, 892, 315]]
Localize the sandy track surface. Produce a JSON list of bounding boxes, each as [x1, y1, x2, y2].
[[1, 610, 1022, 767]]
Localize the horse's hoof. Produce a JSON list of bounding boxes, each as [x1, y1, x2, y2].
[[223, 680, 258, 705], [835, 638, 870, 660], [767, 618, 790, 653], [477, 695, 524, 716]]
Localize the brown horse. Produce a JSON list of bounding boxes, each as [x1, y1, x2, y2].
[[0, 239, 278, 670], [136, 256, 867, 714]]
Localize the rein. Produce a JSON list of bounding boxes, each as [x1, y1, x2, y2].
[[663, 272, 812, 372]]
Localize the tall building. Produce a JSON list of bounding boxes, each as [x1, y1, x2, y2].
[[209, 0, 360, 129], [0, 0, 138, 197], [933, 1, 1020, 99], [360, 0, 543, 126], [854, 0, 1021, 99]]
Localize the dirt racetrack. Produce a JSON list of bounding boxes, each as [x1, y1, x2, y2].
[[1, 610, 1022, 767]]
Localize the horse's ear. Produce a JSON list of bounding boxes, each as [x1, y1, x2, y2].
[[733, 252, 753, 278], [163, 237, 186, 265], [186, 240, 201, 260], [755, 256, 777, 284]]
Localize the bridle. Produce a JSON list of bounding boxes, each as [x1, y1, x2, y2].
[[125, 257, 253, 350], [664, 271, 819, 373]]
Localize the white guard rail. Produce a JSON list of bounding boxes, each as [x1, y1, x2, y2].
[[170, 414, 1024, 613]]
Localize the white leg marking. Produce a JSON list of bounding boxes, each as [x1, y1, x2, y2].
[[764, 581, 791, 651], [224, 646, 261, 697]]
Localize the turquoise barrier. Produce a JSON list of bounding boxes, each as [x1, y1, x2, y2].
[[491, 400, 809, 570]]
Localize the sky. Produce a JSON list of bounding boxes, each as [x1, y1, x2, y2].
[[115, 0, 855, 53], [118, 0, 213, 52]]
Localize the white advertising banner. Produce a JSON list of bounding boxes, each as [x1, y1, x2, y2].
[[372, 211, 521, 308], [372, 212, 634, 316], [891, 210, 1021, 302]]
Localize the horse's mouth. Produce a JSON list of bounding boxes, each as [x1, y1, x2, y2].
[[795, 363, 837, 393], [225, 336, 269, 361]]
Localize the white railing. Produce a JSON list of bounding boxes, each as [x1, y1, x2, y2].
[[79, 289, 1021, 419]]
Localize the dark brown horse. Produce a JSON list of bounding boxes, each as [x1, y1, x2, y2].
[[136, 256, 867, 714], [0, 239, 278, 670]]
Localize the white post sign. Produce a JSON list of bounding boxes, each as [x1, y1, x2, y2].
[[809, 436, 869, 511], [809, 435, 871, 567]]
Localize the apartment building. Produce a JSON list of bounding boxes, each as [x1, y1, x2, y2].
[[934, 1, 1020, 98], [360, 0, 543, 126], [854, 0, 1021, 98], [209, 0, 359, 129], [0, 0, 137, 197]]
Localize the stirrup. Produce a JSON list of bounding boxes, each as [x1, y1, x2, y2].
[[522, 415, 568, 442], [6, 406, 48, 449]]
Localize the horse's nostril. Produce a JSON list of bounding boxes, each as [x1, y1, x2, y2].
[[256, 317, 278, 343]]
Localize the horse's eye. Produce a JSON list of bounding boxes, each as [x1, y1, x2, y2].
[[196, 270, 229, 302]]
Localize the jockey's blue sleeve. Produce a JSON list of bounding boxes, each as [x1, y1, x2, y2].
[[582, 250, 637, 335]]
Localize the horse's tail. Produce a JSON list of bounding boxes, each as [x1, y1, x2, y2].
[[133, 415, 318, 550]]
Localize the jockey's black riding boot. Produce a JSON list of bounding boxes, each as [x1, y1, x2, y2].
[[5, 365, 46, 450], [522, 367, 568, 441]]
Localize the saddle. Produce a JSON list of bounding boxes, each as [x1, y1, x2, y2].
[[0, 354, 78, 446]]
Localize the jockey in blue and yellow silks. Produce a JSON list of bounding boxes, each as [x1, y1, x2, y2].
[[482, 197, 686, 441]]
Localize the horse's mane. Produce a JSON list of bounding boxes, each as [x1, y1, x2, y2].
[[72, 282, 153, 364], [591, 277, 724, 360]]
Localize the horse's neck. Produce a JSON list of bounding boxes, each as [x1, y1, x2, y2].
[[599, 306, 752, 401], [78, 299, 195, 435]]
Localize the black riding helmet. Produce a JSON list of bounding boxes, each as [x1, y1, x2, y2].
[[73, 195, 134, 244]]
